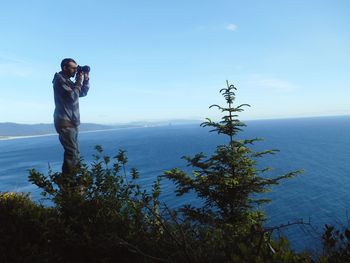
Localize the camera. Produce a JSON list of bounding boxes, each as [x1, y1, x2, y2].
[[77, 65, 91, 74]]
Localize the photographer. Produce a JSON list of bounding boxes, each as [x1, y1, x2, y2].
[[52, 58, 90, 175]]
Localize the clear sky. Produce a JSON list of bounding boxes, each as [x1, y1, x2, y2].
[[0, 0, 349, 124]]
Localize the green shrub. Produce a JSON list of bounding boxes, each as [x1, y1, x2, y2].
[[0, 192, 57, 262]]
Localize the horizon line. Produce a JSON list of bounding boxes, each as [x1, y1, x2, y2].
[[1, 114, 350, 125]]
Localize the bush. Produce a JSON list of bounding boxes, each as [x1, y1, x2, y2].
[[0, 192, 57, 262]]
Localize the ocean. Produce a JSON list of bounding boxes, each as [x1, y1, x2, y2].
[[1, 116, 350, 253]]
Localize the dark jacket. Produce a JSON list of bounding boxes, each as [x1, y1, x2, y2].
[[52, 72, 90, 131]]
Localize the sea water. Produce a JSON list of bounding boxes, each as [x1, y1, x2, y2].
[[1, 116, 350, 253]]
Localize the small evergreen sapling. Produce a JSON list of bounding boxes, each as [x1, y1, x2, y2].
[[164, 81, 303, 231]]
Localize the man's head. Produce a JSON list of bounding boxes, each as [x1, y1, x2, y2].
[[61, 58, 78, 78]]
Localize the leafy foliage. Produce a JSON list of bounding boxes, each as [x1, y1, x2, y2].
[[26, 147, 167, 262], [319, 224, 350, 262]]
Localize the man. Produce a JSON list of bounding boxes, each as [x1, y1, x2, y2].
[[52, 58, 90, 175]]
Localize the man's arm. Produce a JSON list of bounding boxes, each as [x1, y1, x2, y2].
[[54, 74, 79, 102], [79, 72, 90, 97], [70, 72, 85, 97]]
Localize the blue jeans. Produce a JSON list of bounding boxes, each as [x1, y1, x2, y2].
[[58, 127, 80, 175]]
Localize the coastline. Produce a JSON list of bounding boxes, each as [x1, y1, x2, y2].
[[0, 125, 162, 141], [0, 133, 57, 141]]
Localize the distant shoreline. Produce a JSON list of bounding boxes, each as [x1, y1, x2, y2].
[[0, 133, 57, 141], [0, 120, 202, 140], [1, 115, 349, 141], [0, 125, 166, 141]]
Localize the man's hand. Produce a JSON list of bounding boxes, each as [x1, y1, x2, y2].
[[74, 72, 83, 91], [75, 71, 84, 83], [84, 72, 89, 81]]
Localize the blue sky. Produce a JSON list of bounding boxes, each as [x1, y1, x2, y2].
[[0, 0, 349, 124]]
